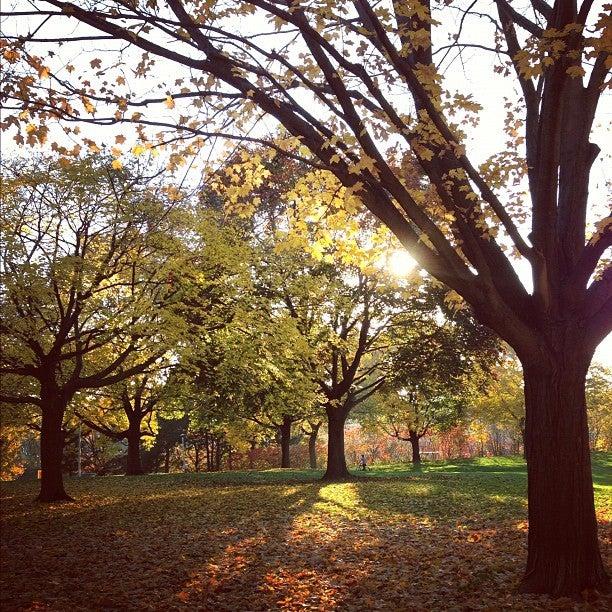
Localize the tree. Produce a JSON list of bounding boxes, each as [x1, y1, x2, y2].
[[224, 157, 424, 479], [192, 306, 321, 469], [471, 360, 526, 455], [301, 419, 323, 469], [252, 240, 418, 479], [2, 0, 610, 594], [143, 412, 189, 473], [76, 372, 166, 475], [0, 156, 187, 500], [369, 385, 465, 465], [361, 283, 501, 464], [586, 364, 612, 451]]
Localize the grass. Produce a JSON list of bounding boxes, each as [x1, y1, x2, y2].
[[1, 455, 610, 611]]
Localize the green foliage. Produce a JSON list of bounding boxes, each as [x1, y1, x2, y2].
[[359, 281, 503, 442], [587, 364, 612, 451], [0, 155, 191, 403], [470, 359, 525, 449]]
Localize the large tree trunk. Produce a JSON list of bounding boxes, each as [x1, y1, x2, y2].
[[126, 419, 144, 476], [323, 407, 350, 480], [519, 361, 609, 597], [38, 392, 72, 502], [409, 430, 421, 466], [279, 415, 292, 468]]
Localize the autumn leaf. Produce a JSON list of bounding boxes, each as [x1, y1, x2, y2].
[[1, 457, 609, 610]]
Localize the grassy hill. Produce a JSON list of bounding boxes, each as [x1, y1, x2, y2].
[[1, 455, 610, 610]]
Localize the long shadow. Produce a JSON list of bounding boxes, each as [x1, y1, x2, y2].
[[0, 476, 330, 611]]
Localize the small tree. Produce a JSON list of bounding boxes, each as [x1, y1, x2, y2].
[[76, 371, 167, 475], [368, 385, 465, 466], [363, 282, 501, 464], [586, 364, 612, 451], [471, 360, 526, 455]]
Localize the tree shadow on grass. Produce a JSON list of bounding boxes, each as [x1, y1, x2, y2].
[[2, 464, 609, 611], [0, 478, 328, 611]]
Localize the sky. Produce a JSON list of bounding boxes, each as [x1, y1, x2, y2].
[[1, 0, 610, 366]]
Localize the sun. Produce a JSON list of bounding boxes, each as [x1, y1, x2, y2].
[[387, 250, 417, 277]]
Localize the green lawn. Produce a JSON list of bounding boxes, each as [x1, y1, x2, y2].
[[1, 455, 610, 610]]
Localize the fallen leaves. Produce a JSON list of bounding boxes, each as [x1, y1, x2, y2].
[[1, 462, 610, 611]]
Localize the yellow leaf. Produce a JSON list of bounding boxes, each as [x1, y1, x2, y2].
[[566, 65, 585, 78], [165, 95, 175, 109], [111, 159, 123, 170]]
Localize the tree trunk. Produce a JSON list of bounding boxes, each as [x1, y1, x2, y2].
[[519, 362, 609, 597], [215, 439, 221, 471], [38, 393, 72, 502], [194, 446, 200, 472], [409, 431, 421, 465], [164, 447, 170, 473], [308, 427, 319, 469], [126, 419, 144, 476], [279, 415, 292, 468], [323, 407, 350, 480]]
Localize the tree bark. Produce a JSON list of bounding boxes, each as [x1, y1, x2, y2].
[[125, 419, 144, 475], [323, 407, 350, 480], [308, 427, 319, 469], [409, 430, 421, 465], [279, 415, 292, 468], [215, 439, 221, 471], [519, 361, 609, 597], [38, 390, 72, 502]]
